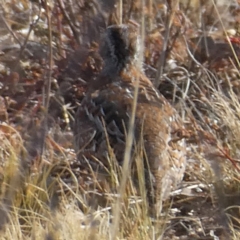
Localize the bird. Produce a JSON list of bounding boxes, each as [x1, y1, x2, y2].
[[73, 23, 186, 216]]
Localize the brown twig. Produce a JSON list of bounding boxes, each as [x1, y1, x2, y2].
[[154, 3, 171, 88], [57, 0, 81, 45], [0, 11, 21, 46], [217, 145, 240, 172], [39, 0, 54, 159]]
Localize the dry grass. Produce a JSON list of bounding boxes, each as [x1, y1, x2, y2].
[[0, 0, 240, 239]]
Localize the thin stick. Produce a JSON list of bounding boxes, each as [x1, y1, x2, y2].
[[39, 0, 53, 158], [110, 5, 145, 239]]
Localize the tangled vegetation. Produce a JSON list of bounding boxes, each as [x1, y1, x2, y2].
[[0, 0, 240, 239]]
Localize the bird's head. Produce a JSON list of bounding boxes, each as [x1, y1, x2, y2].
[[100, 23, 141, 75]]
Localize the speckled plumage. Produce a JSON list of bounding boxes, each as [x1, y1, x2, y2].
[[73, 24, 186, 216]]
